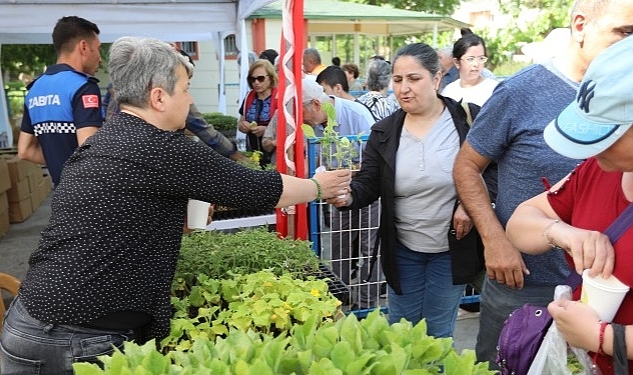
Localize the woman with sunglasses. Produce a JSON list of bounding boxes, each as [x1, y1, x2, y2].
[[238, 59, 278, 166], [441, 28, 498, 107]]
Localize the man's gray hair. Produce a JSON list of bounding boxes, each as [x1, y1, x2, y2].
[[437, 46, 453, 58], [303, 48, 322, 64], [365, 59, 392, 92], [108, 37, 193, 108]]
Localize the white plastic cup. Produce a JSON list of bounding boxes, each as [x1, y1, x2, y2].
[[187, 199, 211, 230], [581, 269, 629, 322]]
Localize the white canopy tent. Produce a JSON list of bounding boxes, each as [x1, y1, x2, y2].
[[0, 0, 274, 147]]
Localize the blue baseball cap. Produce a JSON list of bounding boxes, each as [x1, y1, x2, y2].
[[544, 36, 633, 160]]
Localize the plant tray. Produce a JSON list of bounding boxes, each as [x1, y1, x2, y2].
[[213, 206, 275, 221], [308, 263, 350, 305]]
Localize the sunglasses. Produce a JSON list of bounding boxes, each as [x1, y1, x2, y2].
[[248, 75, 268, 83]]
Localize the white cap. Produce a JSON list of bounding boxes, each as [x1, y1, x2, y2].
[[302, 77, 329, 104], [544, 36, 633, 159]]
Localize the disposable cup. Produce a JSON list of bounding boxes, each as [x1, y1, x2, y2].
[[581, 269, 629, 322], [187, 199, 211, 230]]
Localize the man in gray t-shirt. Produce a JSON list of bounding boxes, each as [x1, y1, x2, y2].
[[452, 0, 633, 368]]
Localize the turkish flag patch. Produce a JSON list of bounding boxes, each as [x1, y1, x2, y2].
[[82, 95, 99, 109]]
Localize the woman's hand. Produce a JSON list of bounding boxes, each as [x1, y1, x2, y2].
[[313, 169, 351, 200], [238, 120, 254, 133], [549, 222, 615, 278], [452, 203, 473, 240], [548, 299, 601, 353], [251, 125, 267, 137], [326, 193, 352, 208]]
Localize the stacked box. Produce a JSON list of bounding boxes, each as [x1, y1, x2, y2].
[[32, 174, 52, 210], [0, 158, 10, 236], [2, 156, 43, 223]]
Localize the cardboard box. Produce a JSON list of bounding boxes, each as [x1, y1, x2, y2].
[[27, 171, 42, 194], [9, 196, 32, 223], [6, 178, 30, 202], [0, 209, 9, 238], [3, 156, 30, 184], [0, 158, 10, 192], [0, 191, 8, 214]]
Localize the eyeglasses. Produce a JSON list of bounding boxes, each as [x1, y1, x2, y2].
[[461, 56, 488, 65], [248, 75, 268, 83]]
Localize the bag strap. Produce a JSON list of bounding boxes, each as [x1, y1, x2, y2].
[[604, 201, 633, 244], [461, 101, 473, 127], [565, 202, 633, 289]]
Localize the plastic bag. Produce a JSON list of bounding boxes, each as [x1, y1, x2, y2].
[[527, 285, 601, 375]]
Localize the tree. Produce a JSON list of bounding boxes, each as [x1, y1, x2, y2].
[[347, 0, 462, 15], [348, 0, 574, 72], [480, 0, 573, 69], [1, 44, 56, 82]]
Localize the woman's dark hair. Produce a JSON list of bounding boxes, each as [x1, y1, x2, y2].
[[259, 49, 278, 65], [341, 63, 360, 79], [331, 56, 341, 66], [392, 43, 440, 76], [452, 28, 487, 61]]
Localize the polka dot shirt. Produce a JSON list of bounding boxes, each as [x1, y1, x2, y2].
[[19, 112, 283, 341]]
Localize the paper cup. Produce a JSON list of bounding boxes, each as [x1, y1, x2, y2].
[[581, 269, 629, 322], [187, 199, 211, 230]]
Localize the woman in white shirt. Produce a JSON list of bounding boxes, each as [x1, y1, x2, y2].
[[442, 29, 498, 107]]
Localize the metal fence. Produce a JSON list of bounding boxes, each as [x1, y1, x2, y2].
[[305, 135, 480, 318]]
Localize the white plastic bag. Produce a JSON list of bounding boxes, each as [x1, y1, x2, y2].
[[527, 285, 601, 375]]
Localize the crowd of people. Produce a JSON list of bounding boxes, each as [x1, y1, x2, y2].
[[5, 0, 633, 372]]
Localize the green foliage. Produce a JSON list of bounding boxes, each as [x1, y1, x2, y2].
[[301, 102, 363, 170], [1, 45, 56, 79], [479, 0, 574, 69], [163, 271, 344, 351], [492, 60, 531, 79], [5, 84, 26, 117], [201, 112, 238, 131], [238, 151, 277, 171], [346, 0, 461, 16], [74, 310, 495, 375], [174, 228, 321, 288]]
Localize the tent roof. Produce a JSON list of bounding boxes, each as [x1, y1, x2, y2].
[[250, 0, 470, 36], [0, 0, 270, 44]]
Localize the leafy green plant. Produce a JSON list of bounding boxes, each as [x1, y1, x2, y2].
[[174, 228, 321, 289], [201, 112, 238, 132], [237, 150, 277, 171], [163, 271, 344, 352], [301, 102, 363, 170], [74, 309, 494, 375]]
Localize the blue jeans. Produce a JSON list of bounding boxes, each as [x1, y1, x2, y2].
[[0, 298, 137, 374], [475, 277, 557, 370], [387, 242, 465, 338]]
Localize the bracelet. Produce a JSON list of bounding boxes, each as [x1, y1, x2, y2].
[[542, 219, 560, 249], [310, 178, 322, 201], [598, 321, 608, 355], [612, 323, 628, 374], [593, 321, 608, 365]]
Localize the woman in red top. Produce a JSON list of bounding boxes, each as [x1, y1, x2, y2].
[[506, 36, 633, 375]]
